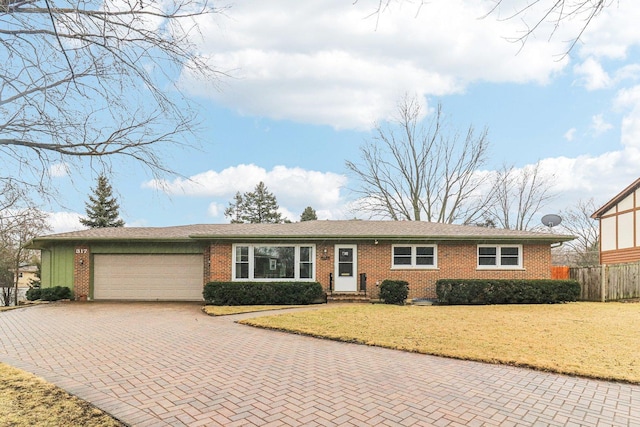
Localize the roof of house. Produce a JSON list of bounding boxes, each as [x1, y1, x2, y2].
[[28, 220, 574, 247], [592, 177, 640, 219]]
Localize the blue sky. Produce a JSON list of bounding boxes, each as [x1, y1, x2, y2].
[[47, 0, 640, 233]]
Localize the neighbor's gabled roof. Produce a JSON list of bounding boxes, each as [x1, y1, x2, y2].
[[28, 220, 574, 248], [592, 177, 640, 219]]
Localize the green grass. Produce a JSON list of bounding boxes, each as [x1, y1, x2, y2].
[[240, 302, 640, 383], [0, 363, 123, 427]]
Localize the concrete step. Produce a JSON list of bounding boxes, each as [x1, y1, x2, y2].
[[327, 293, 371, 303]]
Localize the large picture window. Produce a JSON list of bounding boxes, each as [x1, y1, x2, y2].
[[233, 244, 315, 281], [477, 245, 522, 269], [392, 245, 437, 269]]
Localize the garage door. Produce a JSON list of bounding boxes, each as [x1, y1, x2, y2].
[[93, 254, 204, 301]]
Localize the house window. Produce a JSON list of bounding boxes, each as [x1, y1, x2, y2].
[[235, 246, 249, 279], [299, 246, 313, 279], [477, 245, 522, 269], [232, 244, 315, 281], [392, 245, 437, 268]]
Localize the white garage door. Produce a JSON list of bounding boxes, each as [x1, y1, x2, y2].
[[94, 254, 204, 301]]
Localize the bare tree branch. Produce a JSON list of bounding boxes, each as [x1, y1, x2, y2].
[[484, 162, 556, 230], [553, 198, 600, 266], [346, 95, 492, 223], [0, 0, 226, 196]]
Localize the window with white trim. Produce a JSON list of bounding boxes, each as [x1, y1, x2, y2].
[[477, 245, 522, 269], [232, 244, 315, 280], [392, 245, 437, 268]]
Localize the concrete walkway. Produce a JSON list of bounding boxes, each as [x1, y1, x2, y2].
[[0, 302, 639, 426]]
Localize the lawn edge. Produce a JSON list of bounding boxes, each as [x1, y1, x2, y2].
[[202, 305, 307, 316]]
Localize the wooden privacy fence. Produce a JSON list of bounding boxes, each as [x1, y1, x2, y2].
[[551, 266, 570, 280], [570, 262, 640, 301]]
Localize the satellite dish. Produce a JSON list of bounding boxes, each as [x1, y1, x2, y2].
[[541, 214, 562, 228]]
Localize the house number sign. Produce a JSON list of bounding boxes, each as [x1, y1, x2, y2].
[[75, 248, 88, 254]]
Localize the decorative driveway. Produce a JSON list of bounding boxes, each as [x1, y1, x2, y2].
[[1, 302, 639, 426]]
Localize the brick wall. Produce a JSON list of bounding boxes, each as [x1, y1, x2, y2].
[[357, 242, 551, 299], [316, 245, 333, 291], [203, 245, 211, 285], [73, 246, 90, 300], [206, 241, 553, 300], [208, 242, 232, 282]]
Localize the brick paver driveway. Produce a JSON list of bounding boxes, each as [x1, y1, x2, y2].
[[1, 303, 639, 427]]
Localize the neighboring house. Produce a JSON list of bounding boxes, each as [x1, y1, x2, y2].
[[16, 264, 39, 289], [0, 264, 38, 304], [592, 177, 640, 264], [28, 220, 573, 301]]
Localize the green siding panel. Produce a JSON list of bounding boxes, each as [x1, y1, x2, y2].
[[40, 246, 74, 290]]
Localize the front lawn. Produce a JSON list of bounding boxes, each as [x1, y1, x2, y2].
[[240, 302, 640, 383], [0, 363, 124, 426], [203, 305, 305, 316]]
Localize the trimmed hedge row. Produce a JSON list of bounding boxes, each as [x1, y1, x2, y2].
[[26, 286, 73, 302], [379, 279, 409, 305], [435, 279, 581, 305], [203, 281, 325, 306]]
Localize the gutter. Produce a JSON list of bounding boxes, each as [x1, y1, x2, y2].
[[187, 234, 576, 244]]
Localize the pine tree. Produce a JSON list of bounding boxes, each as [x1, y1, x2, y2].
[[224, 182, 284, 223], [224, 192, 246, 224], [300, 206, 318, 221], [80, 175, 125, 228]]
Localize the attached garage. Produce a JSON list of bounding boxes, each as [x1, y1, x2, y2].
[[93, 254, 204, 301]]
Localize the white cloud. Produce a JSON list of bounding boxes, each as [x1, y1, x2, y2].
[[49, 163, 69, 178], [576, 3, 640, 60], [144, 164, 269, 197], [564, 128, 577, 141], [207, 202, 222, 218], [146, 164, 349, 221], [574, 58, 611, 90], [614, 84, 640, 149], [590, 114, 613, 136], [47, 212, 84, 234], [181, 0, 569, 130]]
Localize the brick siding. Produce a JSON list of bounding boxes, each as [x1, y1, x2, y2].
[[209, 242, 232, 281], [73, 246, 90, 300], [206, 241, 552, 299]]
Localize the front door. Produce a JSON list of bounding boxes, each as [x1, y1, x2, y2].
[[334, 245, 357, 292]]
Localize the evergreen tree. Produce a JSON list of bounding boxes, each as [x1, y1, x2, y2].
[[300, 206, 318, 221], [80, 175, 125, 228], [224, 192, 246, 224], [224, 182, 284, 223]]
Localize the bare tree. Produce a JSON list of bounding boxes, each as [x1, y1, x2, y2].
[[484, 162, 556, 231], [346, 95, 492, 224], [0, 253, 15, 306], [0, 0, 224, 195], [553, 198, 600, 266], [0, 205, 50, 306]]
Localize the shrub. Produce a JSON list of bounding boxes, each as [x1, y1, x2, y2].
[[379, 279, 409, 305], [25, 287, 41, 301], [436, 279, 581, 305], [203, 281, 324, 306], [26, 286, 73, 302]]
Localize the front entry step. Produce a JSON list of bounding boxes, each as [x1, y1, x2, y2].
[[327, 292, 371, 303]]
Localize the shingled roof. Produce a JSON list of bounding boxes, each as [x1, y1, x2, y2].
[[29, 220, 573, 247]]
